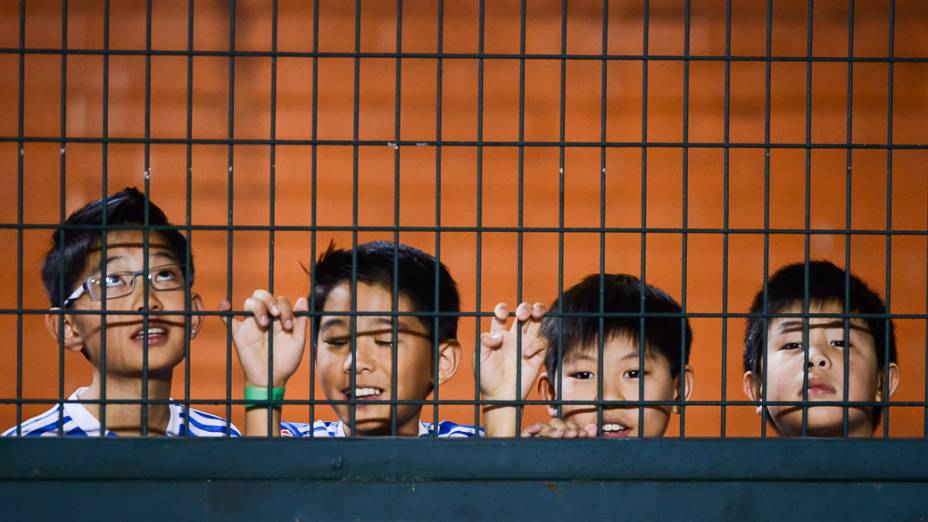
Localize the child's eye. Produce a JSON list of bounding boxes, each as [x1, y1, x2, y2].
[[153, 267, 180, 283], [569, 371, 594, 380], [623, 369, 640, 379], [374, 339, 395, 347], [322, 337, 349, 347], [781, 342, 803, 351], [830, 339, 848, 349], [102, 274, 128, 288]]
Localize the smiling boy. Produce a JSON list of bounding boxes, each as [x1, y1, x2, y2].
[[3, 187, 239, 437], [481, 273, 694, 438], [229, 241, 479, 437], [742, 261, 900, 437]]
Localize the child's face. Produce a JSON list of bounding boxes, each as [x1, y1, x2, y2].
[[315, 281, 458, 436], [540, 336, 691, 438], [743, 301, 899, 437], [53, 230, 200, 376]]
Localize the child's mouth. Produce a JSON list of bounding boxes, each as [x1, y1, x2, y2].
[[344, 386, 385, 401], [806, 383, 837, 397], [600, 422, 632, 438], [130, 323, 169, 346]]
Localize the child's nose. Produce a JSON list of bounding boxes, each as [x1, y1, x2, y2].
[[806, 344, 832, 370], [603, 381, 628, 403], [341, 341, 376, 374], [128, 277, 163, 311]]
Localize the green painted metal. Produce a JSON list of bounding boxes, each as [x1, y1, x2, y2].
[[2, 438, 927, 520]]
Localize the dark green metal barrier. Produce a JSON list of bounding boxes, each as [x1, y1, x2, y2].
[[3, 438, 928, 521]]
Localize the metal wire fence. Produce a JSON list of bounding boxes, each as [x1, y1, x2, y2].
[[0, 0, 926, 441]]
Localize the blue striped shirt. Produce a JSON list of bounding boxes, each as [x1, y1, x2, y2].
[[2, 387, 241, 437], [280, 419, 483, 438]]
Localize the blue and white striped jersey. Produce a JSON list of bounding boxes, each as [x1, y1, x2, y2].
[[280, 419, 483, 438], [2, 387, 241, 437]]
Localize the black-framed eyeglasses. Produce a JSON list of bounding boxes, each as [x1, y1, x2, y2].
[[62, 264, 187, 308]]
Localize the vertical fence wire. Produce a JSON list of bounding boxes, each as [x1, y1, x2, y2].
[[56, 0, 69, 436], [679, 0, 691, 438], [760, 0, 773, 439], [391, 0, 403, 438], [842, 0, 855, 439], [224, 0, 237, 436], [349, 0, 361, 437], [473, 0, 485, 433], [883, 0, 895, 439], [515, 0, 526, 437], [637, 0, 650, 437], [182, 0, 195, 438], [99, 0, 111, 436], [432, 0, 445, 436], [800, 0, 815, 437], [308, 0, 320, 437], [141, 0, 153, 437], [720, 0, 732, 438], [14, 0, 24, 439], [266, 0, 280, 436]]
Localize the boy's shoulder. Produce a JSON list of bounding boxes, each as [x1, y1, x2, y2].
[[1, 401, 95, 437], [2, 388, 241, 437], [279, 419, 484, 438]]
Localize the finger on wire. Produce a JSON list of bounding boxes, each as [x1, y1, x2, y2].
[[531, 302, 546, 322], [275, 296, 294, 331], [251, 289, 282, 317], [243, 296, 271, 327], [514, 302, 531, 325], [490, 302, 508, 333]]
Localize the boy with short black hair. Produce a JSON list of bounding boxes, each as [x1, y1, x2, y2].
[[742, 260, 899, 437], [230, 241, 479, 437], [3, 187, 239, 437], [480, 273, 694, 438]]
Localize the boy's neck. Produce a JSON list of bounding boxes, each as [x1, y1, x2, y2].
[[79, 371, 174, 436]]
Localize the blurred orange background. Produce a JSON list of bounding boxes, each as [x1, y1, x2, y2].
[[0, 0, 925, 436]]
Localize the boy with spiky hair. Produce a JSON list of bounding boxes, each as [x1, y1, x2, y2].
[[742, 261, 900, 437], [230, 241, 480, 437], [480, 273, 694, 438], [3, 187, 239, 437]]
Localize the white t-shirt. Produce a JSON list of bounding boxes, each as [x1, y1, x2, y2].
[[2, 387, 241, 437], [280, 419, 482, 438]]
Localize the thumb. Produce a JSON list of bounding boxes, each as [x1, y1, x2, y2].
[[219, 299, 240, 336], [292, 297, 309, 340]]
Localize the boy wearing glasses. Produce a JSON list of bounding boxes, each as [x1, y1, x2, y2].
[[3, 187, 239, 437]]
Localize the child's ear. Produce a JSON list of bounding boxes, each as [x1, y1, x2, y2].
[[875, 362, 901, 402], [189, 293, 204, 339], [45, 310, 85, 354], [435, 339, 462, 386], [672, 364, 696, 408], [742, 371, 763, 416], [537, 371, 558, 418]]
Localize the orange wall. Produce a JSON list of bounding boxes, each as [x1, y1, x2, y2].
[[0, 0, 926, 436]]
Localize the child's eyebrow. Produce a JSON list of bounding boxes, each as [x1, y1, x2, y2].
[[372, 317, 413, 332], [777, 320, 869, 334], [319, 318, 347, 333]]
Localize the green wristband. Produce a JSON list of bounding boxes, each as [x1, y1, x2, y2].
[[244, 386, 285, 410]]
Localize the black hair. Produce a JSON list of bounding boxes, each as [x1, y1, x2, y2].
[[310, 241, 460, 347], [742, 260, 896, 430], [541, 273, 692, 382], [41, 187, 193, 308]]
